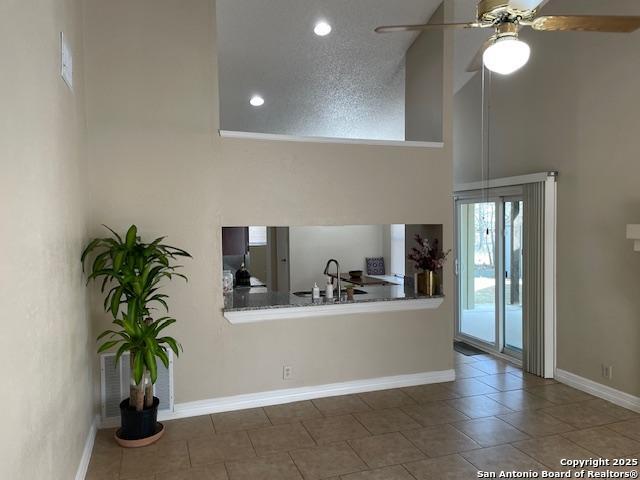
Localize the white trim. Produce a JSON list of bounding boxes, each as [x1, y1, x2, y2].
[[454, 172, 557, 192], [543, 175, 557, 378], [75, 415, 99, 480], [155, 369, 455, 421], [219, 130, 444, 149], [224, 297, 444, 324], [555, 369, 640, 413]]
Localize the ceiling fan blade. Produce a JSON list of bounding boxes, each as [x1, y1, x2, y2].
[[375, 22, 484, 33], [530, 15, 640, 33], [466, 39, 494, 72]]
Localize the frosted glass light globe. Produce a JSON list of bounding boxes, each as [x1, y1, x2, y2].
[[483, 37, 530, 75], [314, 21, 332, 36]]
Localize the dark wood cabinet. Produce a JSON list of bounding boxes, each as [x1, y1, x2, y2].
[[222, 227, 249, 256]]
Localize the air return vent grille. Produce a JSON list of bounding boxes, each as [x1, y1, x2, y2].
[[100, 351, 174, 426]]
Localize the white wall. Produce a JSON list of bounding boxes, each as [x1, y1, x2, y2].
[[0, 0, 94, 478], [289, 225, 386, 291], [453, 0, 640, 396], [84, 0, 455, 403]]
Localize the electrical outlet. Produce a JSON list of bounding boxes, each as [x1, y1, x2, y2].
[[282, 365, 293, 380], [601, 364, 613, 380]]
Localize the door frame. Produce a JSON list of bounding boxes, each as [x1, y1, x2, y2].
[[453, 172, 557, 377]]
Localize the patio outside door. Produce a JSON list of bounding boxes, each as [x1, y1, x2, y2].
[[455, 196, 523, 359]]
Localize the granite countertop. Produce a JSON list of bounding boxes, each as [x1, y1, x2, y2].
[[224, 283, 444, 312]]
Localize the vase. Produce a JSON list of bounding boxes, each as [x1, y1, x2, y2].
[[417, 271, 435, 296]]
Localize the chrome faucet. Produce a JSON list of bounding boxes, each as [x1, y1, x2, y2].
[[323, 258, 341, 300]]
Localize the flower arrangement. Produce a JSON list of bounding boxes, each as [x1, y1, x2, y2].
[[408, 234, 451, 272]]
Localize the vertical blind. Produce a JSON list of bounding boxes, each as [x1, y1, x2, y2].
[[522, 182, 546, 376]]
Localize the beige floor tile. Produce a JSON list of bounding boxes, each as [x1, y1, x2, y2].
[[454, 352, 479, 365], [163, 415, 215, 441], [340, 465, 414, 479], [447, 395, 513, 418], [401, 401, 469, 426], [349, 432, 425, 468], [526, 384, 594, 404], [509, 371, 557, 386], [354, 408, 421, 434], [403, 454, 479, 480], [579, 399, 640, 421], [512, 435, 594, 471], [487, 390, 556, 411], [302, 414, 370, 445], [454, 364, 486, 379], [562, 426, 640, 457], [92, 428, 123, 455], [358, 389, 417, 409], [445, 378, 499, 397], [264, 401, 322, 425], [155, 463, 228, 480], [85, 450, 122, 480], [462, 444, 545, 472], [211, 408, 271, 433], [402, 424, 480, 457], [475, 374, 526, 391], [498, 410, 575, 437], [608, 418, 640, 441], [289, 442, 366, 480], [187, 431, 255, 466], [470, 360, 519, 375], [248, 423, 315, 456], [120, 439, 190, 479], [402, 383, 459, 403], [311, 394, 371, 416], [226, 453, 302, 480], [541, 403, 618, 429], [453, 417, 529, 447]]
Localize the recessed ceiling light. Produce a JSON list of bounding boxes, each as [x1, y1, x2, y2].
[[249, 95, 264, 107], [314, 21, 332, 36]]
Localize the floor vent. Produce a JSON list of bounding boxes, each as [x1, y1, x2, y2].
[[100, 351, 174, 426]]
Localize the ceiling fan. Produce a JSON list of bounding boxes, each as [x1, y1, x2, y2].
[[375, 0, 640, 75]]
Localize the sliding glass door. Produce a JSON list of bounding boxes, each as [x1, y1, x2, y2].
[[458, 202, 497, 344], [455, 195, 523, 359]]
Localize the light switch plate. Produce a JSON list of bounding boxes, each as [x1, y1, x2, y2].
[[60, 32, 73, 90]]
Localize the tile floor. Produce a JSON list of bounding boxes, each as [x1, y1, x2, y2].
[[87, 353, 640, 479]]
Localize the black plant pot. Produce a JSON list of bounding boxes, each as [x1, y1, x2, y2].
[[118, 396, 160, 441]]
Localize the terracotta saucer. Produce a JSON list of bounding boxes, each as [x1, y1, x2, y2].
[[115, 422, 164, 448]]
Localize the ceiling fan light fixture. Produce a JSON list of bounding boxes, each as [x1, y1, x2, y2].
[[483, 36, 531, 75]]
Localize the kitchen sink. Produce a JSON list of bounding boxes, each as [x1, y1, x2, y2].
[[293, 289, 367, 298]]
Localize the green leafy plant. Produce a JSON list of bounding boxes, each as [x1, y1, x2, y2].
[[82, 225, 191, 411]]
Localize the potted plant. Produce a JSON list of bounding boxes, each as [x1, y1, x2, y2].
[[408, 234, 450, 296], [82, 225, 191, 446]]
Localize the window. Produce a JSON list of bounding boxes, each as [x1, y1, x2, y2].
[[390, 224, 405, 276], [248, 226, 267, 246]]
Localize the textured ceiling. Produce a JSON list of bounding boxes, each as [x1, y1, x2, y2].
[[216, 0, 442, 140]]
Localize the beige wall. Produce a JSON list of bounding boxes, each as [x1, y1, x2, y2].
[[0, 0, 94, 478], [453, 0, 640, 396], [405, 3, 444, 142], [84, 0, 455, 403]]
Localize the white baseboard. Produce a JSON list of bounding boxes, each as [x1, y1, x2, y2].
[[75, 415, 99, 480], [153, 369, 455, 422], [555, 369, 640, 413]]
